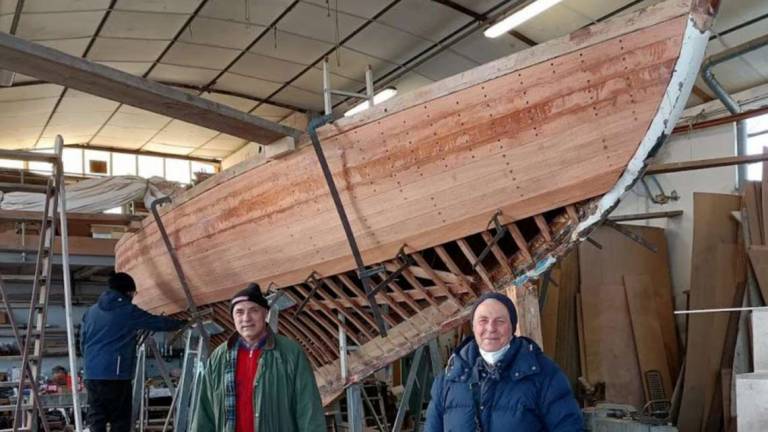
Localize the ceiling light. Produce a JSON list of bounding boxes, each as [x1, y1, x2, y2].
[[343, 88, 398, 117], [0, 70, 15, 87], [484, 0, 564, 38]]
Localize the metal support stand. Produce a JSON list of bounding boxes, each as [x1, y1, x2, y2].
[[307, 116, 388, 336], [131, 343, 147, 431], [150, 197, 211, 343], [391, 339, 442, 432], [339, 314, 364, 432], [171, 328, 207, 432]]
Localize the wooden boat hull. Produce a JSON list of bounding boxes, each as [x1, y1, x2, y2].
[[116, 0, 716, 405]]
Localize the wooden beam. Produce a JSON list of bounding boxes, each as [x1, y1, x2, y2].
[[608, 210, 684, 222], [0, 32, 301, 145], [647, 153, 768, 175], [505, 281, 543, 346], [0, 210, 141, 224]]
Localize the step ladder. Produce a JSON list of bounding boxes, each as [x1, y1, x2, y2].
[[131, 333, 177, 432], [0, 136, 83, 432]]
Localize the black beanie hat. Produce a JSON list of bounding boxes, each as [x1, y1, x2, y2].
[[109, 272, 136, 296], [471, 292, 518, 334], [230, 283, 269, 314]]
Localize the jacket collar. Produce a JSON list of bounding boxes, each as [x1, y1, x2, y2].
[[444, 335, 542, 383], [226, 327, 276, 350]]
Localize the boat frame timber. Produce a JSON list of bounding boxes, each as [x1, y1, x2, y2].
[[119, 0, 718, 405]]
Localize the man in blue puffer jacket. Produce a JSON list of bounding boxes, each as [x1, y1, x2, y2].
[[425, 292, 582, 432], [80, 272, 186, 432]]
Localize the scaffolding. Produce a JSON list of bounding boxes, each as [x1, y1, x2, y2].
[[0, 135, 82, 431]]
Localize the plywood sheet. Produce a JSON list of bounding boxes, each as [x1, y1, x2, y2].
[[625, 274, 673, 401], [580, 282, 644, 406], [578, 225, 680, 381], [678, 193, 744, 432]]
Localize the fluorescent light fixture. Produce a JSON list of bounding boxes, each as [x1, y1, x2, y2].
[[344, 87, 398, 117], [484, 0, 564, 38]]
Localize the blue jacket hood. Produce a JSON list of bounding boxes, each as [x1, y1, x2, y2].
[[97, 289, 133, 311]]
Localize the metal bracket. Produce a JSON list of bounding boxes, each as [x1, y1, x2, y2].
[[586, 237, 603, 249], [604, 220, 658, 253], [295, 272, 321, 315], [367, 246, 414, 298], [149, 197, 211, 346], [307, 115, 388, 336], [472, 210, 508, 269]]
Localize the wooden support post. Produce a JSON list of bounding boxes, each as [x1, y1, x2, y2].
[[504, 280, 543, 346]]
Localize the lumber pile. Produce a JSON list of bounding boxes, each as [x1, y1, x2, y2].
[[540, 223, 680, 410], [676, 193, 746, 432]]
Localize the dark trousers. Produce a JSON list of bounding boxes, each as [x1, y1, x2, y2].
[[85, 379, 132, 432]]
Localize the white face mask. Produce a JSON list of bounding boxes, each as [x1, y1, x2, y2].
[[479, 343, 510, 366]]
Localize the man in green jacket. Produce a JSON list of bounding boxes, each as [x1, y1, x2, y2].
[[191, 283, 325, 432]]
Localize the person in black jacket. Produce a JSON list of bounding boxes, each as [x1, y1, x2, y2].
[[425, 292, 582, 432], [81, 272, 186, 432]]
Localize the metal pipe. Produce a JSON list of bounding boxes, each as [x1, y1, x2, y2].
[[55, 135, 84, 432], [674, 306, 768, 315], [701, 33, 768, 185]]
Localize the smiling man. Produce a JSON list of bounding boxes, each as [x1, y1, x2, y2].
[[191, 283, 325, 432], [424, 292, 582, 431]]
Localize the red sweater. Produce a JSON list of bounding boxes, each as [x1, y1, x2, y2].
[[235, 343, 262, 432]]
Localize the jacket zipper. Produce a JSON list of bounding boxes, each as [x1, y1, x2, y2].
[[116, 355, 121, 375]]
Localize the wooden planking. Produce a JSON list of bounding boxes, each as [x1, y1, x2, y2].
[[0, 231, 117, 256], [117, 12, 691, 314], [315, 0, 698, 141], [578, 225, 680, 382], [0, 33, 299, 144], [624, 274, 673, 402], [678, 193, 744, 432]]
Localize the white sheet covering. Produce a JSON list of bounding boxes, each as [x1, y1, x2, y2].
[[0, 176, 183, 213]]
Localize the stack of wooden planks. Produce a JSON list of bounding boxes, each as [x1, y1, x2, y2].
[[540, 224, 681, 409], [677, 193, 746, 432], [743, 180, 768, 304]]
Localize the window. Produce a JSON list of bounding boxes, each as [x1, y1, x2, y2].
[[0, 159, 23, 169], [112, 152, 137, 176], [28, 149, 55, 174], [191, 161, 216, 175], [165, 158, 191, 184], [747, 113, 768, 181], [138, 155, 164, 178], [62, 148, 83, 175], [84, 149, 110, 175]]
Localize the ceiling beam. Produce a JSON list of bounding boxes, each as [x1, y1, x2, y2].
[[0, 32, 303, 145]]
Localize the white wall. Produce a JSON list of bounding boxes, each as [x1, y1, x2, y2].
[[611, 123, 738, 316]]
